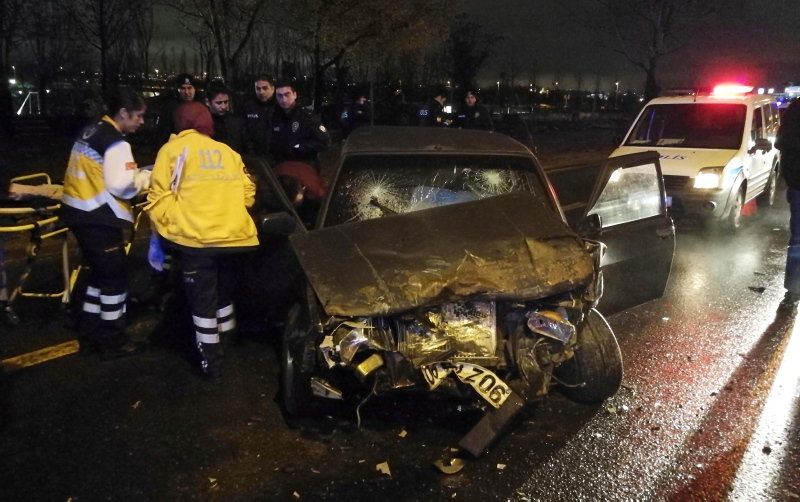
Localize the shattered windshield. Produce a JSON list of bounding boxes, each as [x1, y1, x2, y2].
[[625, 103, 747, 149], [324, 154, 550, 227]]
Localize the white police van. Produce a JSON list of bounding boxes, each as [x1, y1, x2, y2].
[[610, 85, 780, 230]]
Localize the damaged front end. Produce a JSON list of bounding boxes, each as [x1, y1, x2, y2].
[[308, 292, 592, 456], [286, 193, 610, 456]]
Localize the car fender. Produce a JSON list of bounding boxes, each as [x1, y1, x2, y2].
[[723, 169, 747, 216]]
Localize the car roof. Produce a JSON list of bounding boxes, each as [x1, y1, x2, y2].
[[645, 94, 776, 107], [341, 126, 533, 156]]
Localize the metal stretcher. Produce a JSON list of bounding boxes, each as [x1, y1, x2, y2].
[[0, 174, 71, 325]]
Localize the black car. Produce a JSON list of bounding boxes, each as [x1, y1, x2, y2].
[[248, 126, 675, 456]]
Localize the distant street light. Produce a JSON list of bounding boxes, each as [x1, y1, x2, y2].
[[496, 81, 500, 94], [615, 81, 619, 110]]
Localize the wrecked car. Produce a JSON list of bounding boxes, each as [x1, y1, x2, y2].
[[251, 127, 675, 457]]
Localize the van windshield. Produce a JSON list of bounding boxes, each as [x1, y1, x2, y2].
[[624, 103, 747, 149]]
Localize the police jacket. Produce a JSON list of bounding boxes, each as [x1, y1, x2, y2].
[[419, 98, 450, 127], [146, 129, 258, 250], [455, 104, 493, 131], [61, 116, 151, 229], [243, 98, 275, 158], [778, 122, 800, 190], [270, 105, 332, 165], [211, 112, 245, 154]]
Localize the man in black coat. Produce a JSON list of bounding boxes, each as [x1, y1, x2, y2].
[[777, 99, 800, 310], [242, 74, 276, 158], [418, 85, 452, 127], [270, 80, 331, 169], [455, 89, 493, 131], [155, 73, 199, 147], [205, 82, 245, 153]]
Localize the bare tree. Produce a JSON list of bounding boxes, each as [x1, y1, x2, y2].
[[1, 0, 30, 89], [282, 0, 455, 111], [443, 14, 503, 92], [59, 0, 138, 97], [586, 0, 718, 101], [162, 0, 268, 84], [130, 0, 156, 82]]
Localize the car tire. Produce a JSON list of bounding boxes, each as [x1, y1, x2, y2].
[[280, 304, 316, 417], [757, 165, 778, 208], [725, 187, 744, 233], [556, 308, 623, 404]]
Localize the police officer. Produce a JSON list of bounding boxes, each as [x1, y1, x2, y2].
[[146, 102, 258, 381], [419, 85, 452, 127], [340, 91, 372, 140], [455, 89, 493, 131], [155, 73, 199, 147], [61, 89, 152, 358], [205, 81, 245, 153], [270, 80, 331, 169], [242, 74, 276, 158]]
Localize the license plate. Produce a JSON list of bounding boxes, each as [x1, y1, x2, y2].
[[665, 195, 672, 207], [421, 362, 512, 408]]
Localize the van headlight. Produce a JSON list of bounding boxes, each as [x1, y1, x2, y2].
[[694, 167, 724, 189]]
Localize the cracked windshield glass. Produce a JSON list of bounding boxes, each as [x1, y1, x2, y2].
[[324, 154, 551, 226]]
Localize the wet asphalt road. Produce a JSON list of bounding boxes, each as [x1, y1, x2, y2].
[[3, 143, 800, 500]]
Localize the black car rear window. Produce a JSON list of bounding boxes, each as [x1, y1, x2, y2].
[[625, 103, 747, 149], [324, 154, 552, 227]]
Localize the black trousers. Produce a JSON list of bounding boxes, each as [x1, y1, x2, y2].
[[178, 251, 237, 374], [71, 225, 128, 348]]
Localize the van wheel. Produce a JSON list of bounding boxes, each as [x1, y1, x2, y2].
[[556, 309, 623, 403], [757, 166, 778, 207], [725, 188, 744, 232]]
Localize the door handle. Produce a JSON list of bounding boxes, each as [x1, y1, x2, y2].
[[656, 228, 672, 239]]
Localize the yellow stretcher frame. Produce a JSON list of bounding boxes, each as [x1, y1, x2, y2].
[[1, 174, 71, 324]]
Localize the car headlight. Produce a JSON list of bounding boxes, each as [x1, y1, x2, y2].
[[694, 167, 724, 189]]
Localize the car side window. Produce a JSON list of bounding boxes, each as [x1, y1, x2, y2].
[[587, 163, 663, 228], [771, 102, 780, 130], [751, 106, 764, 141], [763, 105, 774, 136]]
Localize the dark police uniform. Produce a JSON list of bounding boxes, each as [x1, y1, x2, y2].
[[418, 98, 450, 127], [340, 100, 371, 139], [455, 104, 494, 131], [211, 112, 246, 153], [243, 98, 275, 158], [270, 105, 332, 167]]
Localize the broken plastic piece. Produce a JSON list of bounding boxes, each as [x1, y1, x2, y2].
[[310, 377, 344, 400], [355, 353, 384, 380], [398, 429, 408, 438], [458, 389, 525, 457], [376, 462, 391, 476], [497, 463, 506, 470], [526, 310, 574, 343], [434, 457, 466, 474]]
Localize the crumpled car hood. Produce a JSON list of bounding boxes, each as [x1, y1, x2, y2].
[[290, 192, 594, 317]]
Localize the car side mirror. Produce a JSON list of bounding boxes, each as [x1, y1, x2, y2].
[[574, 212, 602, 237], [259, 211, 297, 236], [748, 138, 772, 154]]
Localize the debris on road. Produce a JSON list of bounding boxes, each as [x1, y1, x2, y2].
[[398, 429, 407, 438], [497, 463, 506, 470], [293, 491, 300, 498], [763, 443, 772, 455], [376, 462, 391, 476], [132, 400, 141, 409], [748, 286, 766, 293], [434, 457, 466, 475]]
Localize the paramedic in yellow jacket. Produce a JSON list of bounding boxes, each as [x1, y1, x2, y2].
[[146, 101, 258, 381], [61, 89, 151, 358]]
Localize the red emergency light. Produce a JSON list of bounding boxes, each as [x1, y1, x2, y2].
[[712, 84, 754, 96]]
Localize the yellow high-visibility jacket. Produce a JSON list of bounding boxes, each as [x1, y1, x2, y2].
[[61, 116, 151, 228], [147, 129, 258, 249]]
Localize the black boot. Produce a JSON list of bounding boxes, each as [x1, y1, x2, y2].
[[198, 342, 223, 382]]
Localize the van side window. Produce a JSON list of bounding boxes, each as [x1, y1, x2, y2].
[[763, 105, 774, 136], [751, 107, 764, 141]]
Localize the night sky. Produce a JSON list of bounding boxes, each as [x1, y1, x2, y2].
[[152, 1, 800, 94]]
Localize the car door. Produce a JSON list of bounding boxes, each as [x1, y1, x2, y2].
[[577, 151, 675, 316], [746, 106, 769, 198]]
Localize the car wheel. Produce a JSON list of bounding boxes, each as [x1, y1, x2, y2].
[[725, 187, 744, 232], [280, 304, 316, 416], [757, 166, 778, 207], [556, 308, 623, 404]]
